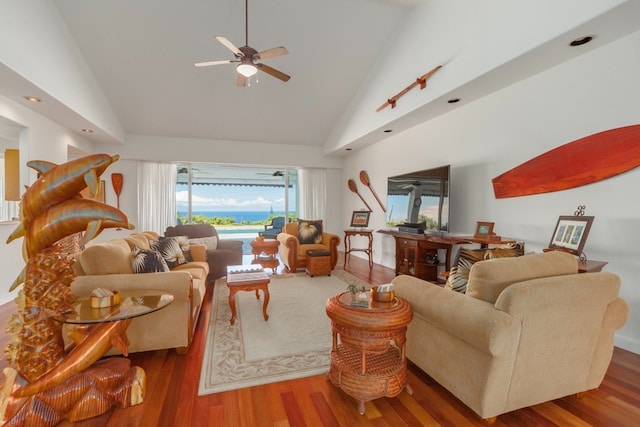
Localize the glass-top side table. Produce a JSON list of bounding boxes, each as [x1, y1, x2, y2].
[[54, 291, 174, 324]]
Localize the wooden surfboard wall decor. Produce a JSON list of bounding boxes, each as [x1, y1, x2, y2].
[[492, 124, 640, 198]]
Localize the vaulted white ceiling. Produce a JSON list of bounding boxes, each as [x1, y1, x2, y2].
[[2, 0, 639, 155]]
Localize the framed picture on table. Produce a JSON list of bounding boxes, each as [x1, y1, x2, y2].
[[474, 221, 494, 238], [548, 215, 594, 255], [350, 211, 370, 227]]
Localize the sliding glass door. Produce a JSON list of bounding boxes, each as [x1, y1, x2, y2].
[[176, 163, 298, 227]]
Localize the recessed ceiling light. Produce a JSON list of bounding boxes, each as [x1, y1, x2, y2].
[[384, 129, 393, 133], [345, 148, 352, 151], [81, 128, 94, 133], [447, 98, 460, 104], [569, 36, 594, 47], [23, 96, 41, 103]]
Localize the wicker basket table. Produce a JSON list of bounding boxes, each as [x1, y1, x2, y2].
[[306, 249, 332, 276], [325, 291, 413, 414]]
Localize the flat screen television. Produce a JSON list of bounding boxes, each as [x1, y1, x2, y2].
[[386, 165, 449, 232]]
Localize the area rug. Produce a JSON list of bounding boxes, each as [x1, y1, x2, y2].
[[198, 269, 368, 395]]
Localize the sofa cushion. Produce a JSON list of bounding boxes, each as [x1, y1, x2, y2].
[[124, 233, 152, 251], [466, 250, 578, 304], [188, 236, 217, 250], [79, 239, 133, 275], [297, 219, 323, 244], [445, 243, 525, 293], [131, 246, 170, 273], [151, 236, 192, 269]]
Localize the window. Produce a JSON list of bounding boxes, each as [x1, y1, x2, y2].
[[176, 164, 297, 227]]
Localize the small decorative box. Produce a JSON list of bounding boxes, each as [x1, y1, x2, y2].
[[90, 290, 121, 308]]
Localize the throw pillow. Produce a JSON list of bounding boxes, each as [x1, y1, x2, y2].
[[444, 243, 525, 293], [188, 236, 218, 250], [151, 236, 192, 269], [297, 219, 323, 244], [131, 246, 169, 273]]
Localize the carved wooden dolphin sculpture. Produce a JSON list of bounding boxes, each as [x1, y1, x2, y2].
[[7, 154, 119, 244], [11, 318, 132, 398]]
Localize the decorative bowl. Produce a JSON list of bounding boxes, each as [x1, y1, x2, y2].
[[371, 286, 395, 302]]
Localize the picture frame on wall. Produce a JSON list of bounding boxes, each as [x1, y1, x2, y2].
[[474, 221, 495, 238], [548, 215, 594, 255], [350, 211, 371, 227]]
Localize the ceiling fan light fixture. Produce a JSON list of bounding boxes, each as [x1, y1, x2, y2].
[[237, 63, 257, 77]]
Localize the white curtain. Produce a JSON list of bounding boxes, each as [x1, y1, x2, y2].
[[137, 162, 177, 234], [297, 168, 326, 220]]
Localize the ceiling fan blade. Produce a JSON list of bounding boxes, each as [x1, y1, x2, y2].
[[257, 46, 288, 60], [215, 36, 244, 57], [256, 63, 290, 82], [236, 73, 248, 87], [194, 59, 233, 67]]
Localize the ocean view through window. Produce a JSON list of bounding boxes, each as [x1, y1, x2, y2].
[[176, 164, 298, 253]]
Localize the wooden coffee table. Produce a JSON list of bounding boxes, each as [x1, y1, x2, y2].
[[226, 265, 270, 325], [325, 292, 413, 415]]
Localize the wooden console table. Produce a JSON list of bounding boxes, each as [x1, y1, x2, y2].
[[325, 292, 413, 415], [344, 229, 373, 268], [378, 229, 517, 283]]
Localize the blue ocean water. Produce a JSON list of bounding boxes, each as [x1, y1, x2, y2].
[[178, 211, 285, 223]]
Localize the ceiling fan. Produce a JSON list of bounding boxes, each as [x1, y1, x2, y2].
[[195, 0, 290, 87], [257, 170, 284, 177]]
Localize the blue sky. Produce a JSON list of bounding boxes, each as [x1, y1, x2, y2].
[[176, 184, 288, 212]]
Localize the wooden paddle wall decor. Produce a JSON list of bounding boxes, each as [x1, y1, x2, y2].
[[492, 124, 640, 198], [376, 65, 442, 112]]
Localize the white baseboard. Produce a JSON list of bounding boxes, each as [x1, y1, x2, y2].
[[615, 335, 640, 355]]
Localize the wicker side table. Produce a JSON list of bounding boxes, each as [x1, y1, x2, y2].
[[325, 292, 413, 414]]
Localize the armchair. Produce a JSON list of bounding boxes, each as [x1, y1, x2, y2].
[[165, 223, 243, 279], [259, 216, 285, 238], [276, 221, 340, 273]]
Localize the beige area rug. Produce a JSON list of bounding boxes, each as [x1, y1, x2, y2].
[[198, 269, 368, 395]]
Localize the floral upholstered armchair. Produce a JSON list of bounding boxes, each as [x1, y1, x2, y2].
[[276, 219, 340, 273]]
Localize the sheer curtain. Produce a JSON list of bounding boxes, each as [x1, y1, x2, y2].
[[137, 162, 177, 233], [297, 168, 326, 220]]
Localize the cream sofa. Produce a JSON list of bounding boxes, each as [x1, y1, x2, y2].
[[71, 231, 209, 354], [393, 251, 628, 421]]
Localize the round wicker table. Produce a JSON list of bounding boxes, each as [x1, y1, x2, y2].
[[325, 291, 413, 414]]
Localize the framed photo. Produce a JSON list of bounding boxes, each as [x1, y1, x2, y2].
[[350, 211, 370, 227], [548, 215, 594, 255], [474, 221, 494, 238]]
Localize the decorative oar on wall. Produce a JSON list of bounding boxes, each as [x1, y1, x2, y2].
[[359, 170, 386, 212], [347, 179, 372, 212], [111, 173, 124, 229]]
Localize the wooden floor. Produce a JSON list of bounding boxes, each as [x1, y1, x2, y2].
[[1, 254, 639, 426]]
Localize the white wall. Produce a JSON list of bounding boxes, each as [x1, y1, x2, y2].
[[0, 94, 94, 305], [342, 30, 640, 354]]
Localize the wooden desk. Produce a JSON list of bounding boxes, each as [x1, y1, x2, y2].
[[325, 292, 413, 415], [344, 229, 373, 268]]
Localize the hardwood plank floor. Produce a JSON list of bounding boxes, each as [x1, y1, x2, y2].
[[0, 253, 638, 426]]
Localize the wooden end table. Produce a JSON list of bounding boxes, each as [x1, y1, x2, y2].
[[325, 292, 413, 414], [226, 265, 270, 325], [344, 229, 373, 268], [250, 238, 280, 272]]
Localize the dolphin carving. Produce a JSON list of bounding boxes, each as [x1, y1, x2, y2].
[[7, 154, 119, 244], [23, 198, 134, 259], [11, 319, 132, 398]]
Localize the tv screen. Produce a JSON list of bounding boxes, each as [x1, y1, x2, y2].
[[386, 165, 449, 231]]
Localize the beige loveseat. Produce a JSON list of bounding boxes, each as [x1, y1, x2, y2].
[[393, 251, 628, 421], [71, 231, 209, 354]]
